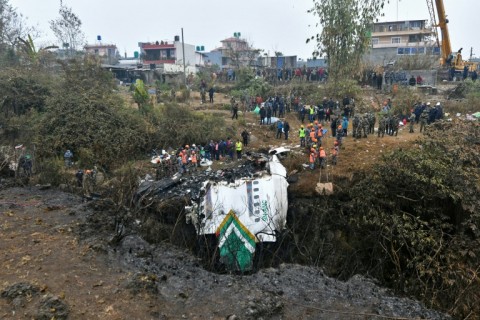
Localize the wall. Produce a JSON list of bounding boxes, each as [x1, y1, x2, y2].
[[174, 42, 196, 66]]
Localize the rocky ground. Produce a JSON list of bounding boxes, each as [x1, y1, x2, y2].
[[0, 187, 450, 319], [0, 89, 453, 319]]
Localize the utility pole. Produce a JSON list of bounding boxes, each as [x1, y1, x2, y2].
[[181, 28, 186, 86]]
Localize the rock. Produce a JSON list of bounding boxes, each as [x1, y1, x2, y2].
[[1, 282, 40, 300], [36, 184, 51, 190], [35, 294, 69, 320]]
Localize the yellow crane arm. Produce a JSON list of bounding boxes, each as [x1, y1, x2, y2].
[[434, 0, 452, 62]]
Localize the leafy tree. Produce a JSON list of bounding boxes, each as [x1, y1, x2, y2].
[[223, 38, 261, 68], [36, 57, 147, 167], [234, 67, 271, 98], [49, 0, 85, 55], [0, 0, 34, 65], [308, 0, 386, 84], [0, 68, 50, 119], [17, 34, 58, 65], [133, 79, 150, 114]]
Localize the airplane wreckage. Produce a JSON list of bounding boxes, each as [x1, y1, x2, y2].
[[135, 148, 290, 272]]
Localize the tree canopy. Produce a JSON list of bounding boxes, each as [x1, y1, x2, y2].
[[309, 0, 386, 83], [49, 0, 85, 54]]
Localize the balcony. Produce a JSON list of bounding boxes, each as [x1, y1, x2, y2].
[[372, 28, 433, 37]]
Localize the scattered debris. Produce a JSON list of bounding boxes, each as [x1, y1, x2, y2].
[[136, 148, 290, 271]]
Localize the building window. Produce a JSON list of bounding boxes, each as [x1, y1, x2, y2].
[[391, 37, 401, 44], [418, 47, 425, 54], [397, 48, 404, 55], [371, 38, 379, 45], [433, 47, 441, 55], [409, 21, 422, 29], [409, 35, 422, 43]]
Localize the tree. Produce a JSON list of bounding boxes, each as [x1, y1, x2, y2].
[[308, 0, 386, 84], [0, 0, 34, 65], [132, 79, 150, 114], [36, 56, 147, 167], [223, 38, 261, 68], [17, 34, 58, 65], [49, 0, 85, 55]]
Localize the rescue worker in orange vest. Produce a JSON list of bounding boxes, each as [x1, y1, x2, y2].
[[331, 146, 338, 165], [309, 129, 316, 144], [309, 147, 316, 170], [181, 149, 188, 173], [319, 147, 326, 168], [316, 124, 323, 147], [191, 150, 197, 171]]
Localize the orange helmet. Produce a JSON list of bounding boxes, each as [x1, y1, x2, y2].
[[320, 147, 324, 150], [185, 145, 190, 149]]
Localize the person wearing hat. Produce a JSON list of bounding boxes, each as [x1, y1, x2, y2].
[[309, 147, 316, 170], [318, 147, 327, 168], [299, 125, 306, 147], [420, 104, 430, 133], [331, 146, 338, 165], [235, 139, 243, 161], [190, 150, 198, 171], [64, 149, 73, 168], [408, 111, 416, 133]]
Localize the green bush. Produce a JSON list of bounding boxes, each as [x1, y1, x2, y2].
[[36, 157, 70, 186]]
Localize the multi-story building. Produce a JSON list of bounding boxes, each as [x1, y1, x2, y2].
[[138, 36, 197, 68], [210, 36, 260, 68], [366, 19, 440, 65], [84, 44, 119, 64]]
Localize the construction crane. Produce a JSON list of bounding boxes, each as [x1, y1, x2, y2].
[[426, 0, 477, 73]]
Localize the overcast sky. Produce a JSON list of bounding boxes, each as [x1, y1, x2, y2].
[[9, 0, 480, 60]]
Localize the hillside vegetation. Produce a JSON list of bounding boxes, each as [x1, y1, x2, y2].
[[1, 57, 480, 319]]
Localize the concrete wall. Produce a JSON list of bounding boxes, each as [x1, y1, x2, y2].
[[174, 42, 196, 66], [204, 51, 222, 67]]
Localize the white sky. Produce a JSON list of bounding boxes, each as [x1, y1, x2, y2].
[[9, 0, 480, 59]]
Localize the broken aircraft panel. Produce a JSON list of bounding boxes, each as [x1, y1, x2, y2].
[[137, 148, 290, 271]]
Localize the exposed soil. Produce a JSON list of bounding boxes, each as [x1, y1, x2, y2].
[[0, 89, 449, 319], [0, 187, 449, 319]]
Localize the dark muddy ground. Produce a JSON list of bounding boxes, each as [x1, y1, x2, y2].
[[0, 186, 450, 319]]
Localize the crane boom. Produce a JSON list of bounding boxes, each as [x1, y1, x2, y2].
[[426, 0, 477, 73], [434, 0, 452, 62]]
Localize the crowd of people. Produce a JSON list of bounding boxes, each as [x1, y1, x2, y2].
[[154, 91, 446, 178], [151, 129, 250, 179], [211, 66, 328, 84]]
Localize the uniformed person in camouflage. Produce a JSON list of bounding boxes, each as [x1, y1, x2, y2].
[[390, 115, 400, 136], [408, 113, 416, 133], [419, 104, 430, 133], [362, 114, 370, 138], [352, 115, 360, 138], [378, 115, 387, 138], [367, 112, 376, 134]]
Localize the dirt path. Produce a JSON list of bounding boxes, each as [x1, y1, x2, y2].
[[0, 188, 164, 319]]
